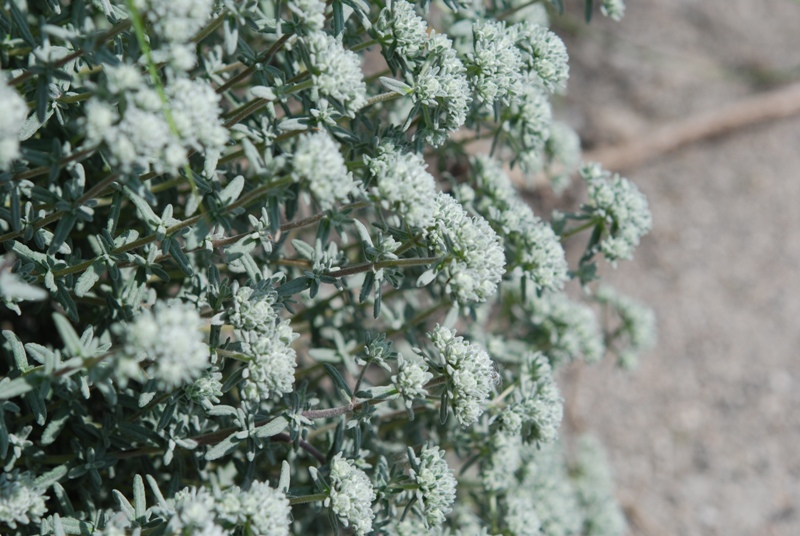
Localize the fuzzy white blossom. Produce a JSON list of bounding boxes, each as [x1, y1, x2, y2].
[[326, 453, 376, 535], [466, 20, 523, 105], [572, 436, 627, 536], [503, 85, 553, 173], [304, 32, 367, 117], [366, 144, 438, 228], [408, 445, 457, 528], [104, 63, 144, 95], [132, 0, 214, 43], [216, 482, 292, 536], [118, 300, 209, 389], [505, 492, 543, 536], [412, 33, 471, 146], [545, 121, 582, 193], [469, 156, 568, 292], [426, 193, 506, 304], [595, 285, 657, 368], [481, 432, 524, 493], [511, 22, 570, 92], [581, 163, 653, 262], [375, 0, 429, 64], [392, 353, 433, 408], [430, 325, 497, 426], [291, 131, 360, 210], [499, 352, 563, 444], [601, 0, 626, 21], [185, 369, 224, 406], [228, 284, 278, 333], [0, 77, 28, 170], [287, 0, 326, 32], [168, 486, 224, 536], [86, 77, 227, 174], [0, 471, 48, 529], [240, 319, 298, 401], [529, 291, 605, 365]]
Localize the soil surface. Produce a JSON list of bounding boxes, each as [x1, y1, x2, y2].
[[556, 2, 800, 535]]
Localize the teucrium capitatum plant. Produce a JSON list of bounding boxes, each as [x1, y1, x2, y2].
[[0, 0, 648, 534]]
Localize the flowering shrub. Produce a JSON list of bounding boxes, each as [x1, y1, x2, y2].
[[0, 0, 654, 534]]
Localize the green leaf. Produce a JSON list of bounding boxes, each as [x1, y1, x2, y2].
[[75, 261, 105, 297], [2, 330, 29, 371], [112, 490, 135, 522], [219, 175, 245, 205], [133, 475, 146, 519], [53, 313, 82, 357], [122, 186, 160, 228], [41, 406, 70, 446], [205, 432, 242, 461], [379, 77, 413, 96], [34, 464, 68, 489], [0, 377, 34, 400], [253, 416, 288, 439], [585, 0, 594, 22], [323, 364, 353, 399]]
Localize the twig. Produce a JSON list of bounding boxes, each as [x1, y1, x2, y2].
[[583, 82, 800, 172]]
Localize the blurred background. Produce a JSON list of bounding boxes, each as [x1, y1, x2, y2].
[[555, 1, 800, 535]]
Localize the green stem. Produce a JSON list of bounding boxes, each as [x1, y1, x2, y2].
[[560, 220, 596, 240], [350, 38, 378, 52], [288, 493, 329, 506], [362, 91, 401, 109], [329, 256, 442, 279], [215, 33, 294, 94]]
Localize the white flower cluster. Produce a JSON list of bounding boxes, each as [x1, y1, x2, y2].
[[466, 20, 523, 105], [544, 121, 582, 194], [503, 85, 553, 174], [216, 481, 292, 536], [287, 0, 326, 32], [85, 76, 227, 175], [505, 492, 543, 536], [304, 32, 367, 117], [572, 436, 627, 536], [132, 0, 214, 43], [326, 453, 376, 535], [425, 192, 506, 304], [240, 321, 297, 402], [581, 163, 653, 262], [0, 76, 27, 171], [0, 471, 48, 529], [365, 144, 438, 229], [168, 481, 291, 536], [228, 285, 278, 333], [511, 22, 570, 92], [430, 325, 497, 426], [601, 0, 626, 21], [408, 444, 457, 528], [291, 131, 360, 211], [375, 0, 429, 65], [392, 353, 433, 408], [185, 368, 224, 407], [499, 352, 563, 444], [517, 443, 582, 536], [469, 156, 568, 292], [595, 285, 657, 368], [480, 433, 524, 493], [118, 300, 210, 389], [529, 291, 605, 365], [412, 33, 471, 146]]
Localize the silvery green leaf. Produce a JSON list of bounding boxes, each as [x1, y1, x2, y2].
[[112, 490, 135, 522], [133, 475, 146, 519], [41, 406, 70, 446], [352, 219, 373, 247], [253, 416, 288, 438], [74, 262, 104, 297], [122, 186, 161, 228], [2, 330, 29, 371], [416, 268, 438, 287], [34, 464, 68, 490], [379, 77, 413, 96], [52, 313, 82, 357], [279, 460, 291, 492], [18, 109, 54, 141], [220, 175, 245, 205], [205, 432, 242, 460], [0, 377, 34, 400], [251, 86, 277, 100]]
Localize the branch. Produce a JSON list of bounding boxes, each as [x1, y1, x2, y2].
[[583, 82, 800, 172]]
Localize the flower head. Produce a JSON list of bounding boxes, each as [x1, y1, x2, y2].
[[216, 482, 292, 536], [466, 20, 524, 105], [291, 130, 361, 211], [0, 77, 29, 170], [0, 471, 48, 529], [304, 32, 367, 117], [327, 453, 376, 535], [118, 300, 209, 389], [392, 353, 433, 408], [240, 320, 298, 402], [430, 325, 497, 426], [408, 445, 457, 527], [511, 22, 570, 92]]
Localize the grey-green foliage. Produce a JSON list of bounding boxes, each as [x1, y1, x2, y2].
[[0, 0, 643, 534]]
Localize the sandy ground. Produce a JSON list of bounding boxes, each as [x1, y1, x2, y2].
[[556, 2, 800, 535]]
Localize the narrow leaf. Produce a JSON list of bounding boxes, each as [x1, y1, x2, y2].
[[253, 416, 288, 439]]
